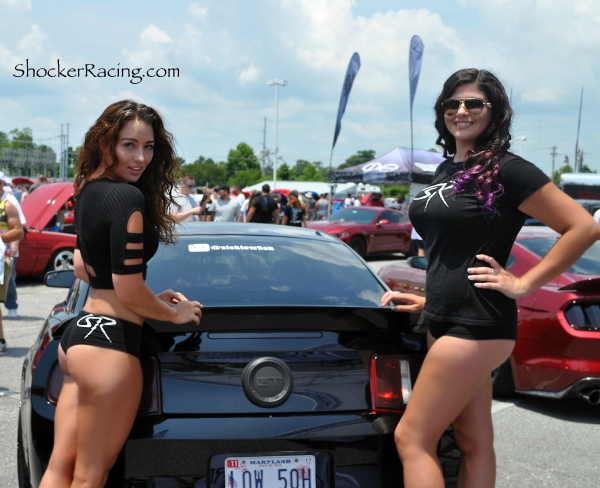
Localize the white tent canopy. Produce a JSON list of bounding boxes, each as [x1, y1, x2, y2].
[[244, 180, 380, 196]]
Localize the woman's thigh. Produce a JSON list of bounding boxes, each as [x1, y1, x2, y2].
[[66, 345, 143, 474], [396, 334, 514, 447]]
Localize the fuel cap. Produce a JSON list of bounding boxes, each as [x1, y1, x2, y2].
[[242, 357, 293, 408]]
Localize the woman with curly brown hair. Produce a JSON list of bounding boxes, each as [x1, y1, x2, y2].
[[40, 100, 202, 488], [381, 69, 600, 487]]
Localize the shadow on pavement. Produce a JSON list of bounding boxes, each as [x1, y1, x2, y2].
[[0, 347, 31, 358], [515, 396, 600, 424]]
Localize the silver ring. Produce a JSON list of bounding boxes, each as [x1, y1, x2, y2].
[[490, 268, 496, 276]]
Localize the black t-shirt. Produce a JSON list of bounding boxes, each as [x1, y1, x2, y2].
[[284, 205, 305, 226], [409, 152, 550, 327], [75, 178, 159, 290], [250, 193, 278, 223]]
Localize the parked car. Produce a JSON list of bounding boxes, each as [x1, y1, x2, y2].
[[306, 207, 412, 258], [524, 198, 600, 226], [18, 223, 460, 488], [378, 226, 600, 404], [17, 182, 76, 276]]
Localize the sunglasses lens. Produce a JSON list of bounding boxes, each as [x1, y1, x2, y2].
[[442, 99, 460, 115], [464, 99, 485, 115]]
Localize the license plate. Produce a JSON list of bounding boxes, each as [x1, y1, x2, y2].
[[225, 454, 316, 488]]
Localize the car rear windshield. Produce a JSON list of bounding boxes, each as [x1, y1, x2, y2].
[[329, 208, 377, 223], [519, 237, 600, 275], [145, 235, 386, 308]]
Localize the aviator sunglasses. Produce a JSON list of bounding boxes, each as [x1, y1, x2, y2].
[[441, 98, 493, 116]]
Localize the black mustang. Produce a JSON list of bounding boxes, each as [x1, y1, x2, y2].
[[18, 223, 459, 487]]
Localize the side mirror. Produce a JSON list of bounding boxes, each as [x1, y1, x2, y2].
[[407, 256, 427, 270], [378, 219, 389, 225], [45, 269, 75, 288]]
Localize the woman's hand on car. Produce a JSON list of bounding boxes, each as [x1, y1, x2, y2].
[[157, 289, 202, 324], [381, 291, 425, 313], [467, 254, 529, 299]]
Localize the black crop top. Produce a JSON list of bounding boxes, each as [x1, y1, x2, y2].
[[75, 178, 159, 290]]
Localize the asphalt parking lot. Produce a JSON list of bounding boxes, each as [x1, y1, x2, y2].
[[0, 263, 599, 487]]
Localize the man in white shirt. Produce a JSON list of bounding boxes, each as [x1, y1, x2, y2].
[[170, 174, 203, 222], [344, 193, 355, 208], [207, 185, 242, 222]]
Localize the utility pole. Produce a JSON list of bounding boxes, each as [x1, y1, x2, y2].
[[260, 117, 267, 172], [550, 145, 558, 181], [267, 79, 287, 191]]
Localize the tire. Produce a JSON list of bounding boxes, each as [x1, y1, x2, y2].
[[17, 412, 32, 488], [491, 358, 515, 397], [349, 236, 367, 258], [46, 248, 75, 272]]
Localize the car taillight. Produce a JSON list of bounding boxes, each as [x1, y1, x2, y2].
[[47, 362, 64, 404], [32, 333, 51, 371], [370, 354, 413, 414], [138, 357, 162, 416], [47, 356, 162, 417]]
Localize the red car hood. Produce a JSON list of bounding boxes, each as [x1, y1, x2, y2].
[[20, 182, 74, 231]]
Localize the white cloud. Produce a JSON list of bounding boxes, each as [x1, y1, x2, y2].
[[189, 3, 208, 19], [140, 24, 173, 44], [0, 0, 31, 10], [16, 24, 48, 57], [239, 64, 258, 83]]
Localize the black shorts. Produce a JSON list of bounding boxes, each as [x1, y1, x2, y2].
[[428, 320, 517, 341], [60, 311, 142, 358]]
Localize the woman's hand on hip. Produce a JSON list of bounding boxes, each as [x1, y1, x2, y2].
[[467, 254, 530, 299], [381, 291, 425, 313]]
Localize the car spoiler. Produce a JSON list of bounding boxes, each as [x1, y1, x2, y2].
[[559, 277, 600, 292]]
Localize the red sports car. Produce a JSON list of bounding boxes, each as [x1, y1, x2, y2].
[[378, 226, 600, 405], [306, 207, 412, 257], [17, 182, 77, 276]]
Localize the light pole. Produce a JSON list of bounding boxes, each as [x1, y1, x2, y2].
[[267, 78, 287, 191], [518, 136, 527, 156]]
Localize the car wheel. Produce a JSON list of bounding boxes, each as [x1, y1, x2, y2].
[[17, 413, 32, 488], [491, 358, 515, 397], [47, 248, 75, 272], [349, 236, 367, 258]]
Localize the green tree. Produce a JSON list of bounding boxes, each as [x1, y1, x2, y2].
[[292, 160, 311, 179], [0, 131, 9, 147], [300, 163, 321, 182], [337, 149, 376, 170], [226, 142, 260, 179], [183, 156, 228, 187], [228, 168, 262, 188], [9, 128, 34, 149], [385, 185, 410, 197], [552, 164, 573, 185], [278, 162, 291, 180]]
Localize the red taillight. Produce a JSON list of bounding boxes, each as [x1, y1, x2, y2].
[[47, 362, 64, 404], [370, 354, 413, 414], [32, 334, 51, 371], [138, 356, 161, 416], [47, 356, 161, 416]]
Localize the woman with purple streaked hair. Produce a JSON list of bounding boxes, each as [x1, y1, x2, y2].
[[381, 68, 600, 487]]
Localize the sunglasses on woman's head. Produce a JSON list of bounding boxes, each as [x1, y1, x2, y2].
[[441, 98, 493, 116]]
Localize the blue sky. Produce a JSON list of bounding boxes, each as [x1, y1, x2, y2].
[[1, 0, 599, 176]]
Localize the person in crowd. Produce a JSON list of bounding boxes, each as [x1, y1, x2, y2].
[[39, 100, 202, 488], [381, 68, 600, 488], [28, 174, 46, 193], [304, 192, 316, 220], [315, 193, 329, 220], [366, 192, 384, 207], [353, 196, 362, 206], [409, 226, 426, 257], [206, 184, 242, 222], [281, 190, 307, 227], [0, 173, 27, 319], [246, 184, 279, 224], [0, 184, 24, 351], [242, 190, 261, 223], [344, 192, 355, 208], [19, 183, 30, 202], [169, 174, 203, 222], [233, 183, 246, 208]]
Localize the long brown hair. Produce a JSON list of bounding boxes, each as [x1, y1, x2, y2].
[[75, 100, 178, 243]]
